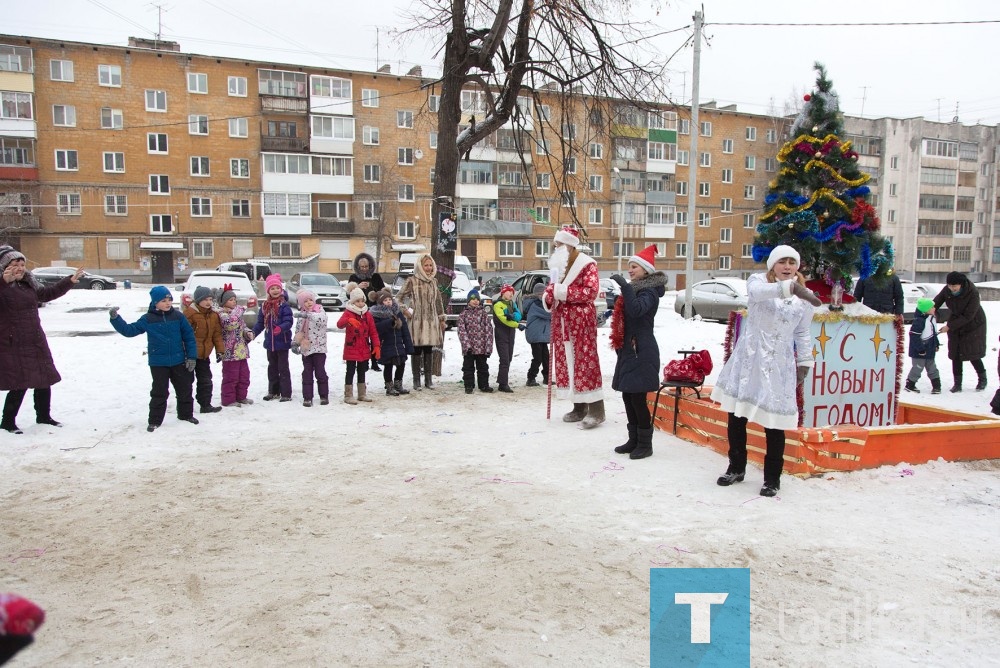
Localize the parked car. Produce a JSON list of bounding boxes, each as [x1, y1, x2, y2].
[[481, 275, 514, 297], [600, 278, 620, 312], [895, 279, 923, 323], [215, 261, 272, 282], [178, 271, 258, 327], [674, 278, 749, 322], [33, 266, 117, 290], [391, 271, 486, 328], [286, 272, 346, 311], [493, 270, 610, 325], [900, 279, 949, 322]]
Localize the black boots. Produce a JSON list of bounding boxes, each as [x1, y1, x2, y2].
[[614, 424, 637, 454], [760, 481, 780, 497], [411, 356, 422, 391], [423, 351, 434, 389], [930, 377, 942, 395], [975, 370, 988, 391], [716, 470, 745, 486], [904, 380, 919, 393], [629, 427, 653, 460]]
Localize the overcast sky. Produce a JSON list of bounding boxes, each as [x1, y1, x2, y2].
[[8, 0, 1000, 125]]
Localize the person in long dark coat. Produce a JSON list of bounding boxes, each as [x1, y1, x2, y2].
[[610, 245, 667, 460], [933, 271, 988, 392], [853, 273, 904, 315], [0, 246, 84, 434], [349, 252, 386, 371]]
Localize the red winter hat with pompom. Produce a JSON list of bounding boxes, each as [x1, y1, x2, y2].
[[630, 245, 658, 273]]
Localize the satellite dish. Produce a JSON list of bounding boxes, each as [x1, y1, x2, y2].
[[414, 149, 424, 159]]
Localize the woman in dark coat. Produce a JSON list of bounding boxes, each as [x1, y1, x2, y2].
[[610, 245, 667, 460], [0, 246, 84, 433], [933, 271, 988, 392], [348, 252, 385, 369]]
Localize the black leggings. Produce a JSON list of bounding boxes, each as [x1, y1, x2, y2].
[[382, 357, 406, 384], [622, 391, 652, 429], [951, 358, 986, 381], [345, 360, 368, 384], [726, 413, 786, 485]]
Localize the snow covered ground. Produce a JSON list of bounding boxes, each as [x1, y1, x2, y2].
[[2, 285, 998, 666]]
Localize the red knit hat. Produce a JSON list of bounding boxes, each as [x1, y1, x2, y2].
[[630, 244, 658, 273], [553, 226, 580, 247], [500, 284, 515, 297], [0, 593, 45, 636]]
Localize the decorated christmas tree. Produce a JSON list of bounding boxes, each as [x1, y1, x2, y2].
[[752, 63, 893, 296]]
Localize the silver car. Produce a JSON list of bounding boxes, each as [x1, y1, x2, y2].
[[179, 270, 258, 327], [286, 272, 346, 311], [674, 278, 748, 322]]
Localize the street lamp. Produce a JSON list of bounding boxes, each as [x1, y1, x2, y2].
[[613, 167, 625, 272]]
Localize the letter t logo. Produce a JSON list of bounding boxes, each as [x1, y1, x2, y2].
[[674, 592, 729, 643]]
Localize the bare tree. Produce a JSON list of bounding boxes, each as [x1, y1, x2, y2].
[[405, 0, 673, 271], [355, 160, 404, 271]]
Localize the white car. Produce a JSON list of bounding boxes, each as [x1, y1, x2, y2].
[[898, 279, 925, 323], [674, 278, 749, 322], [178, 271, 258, 327]]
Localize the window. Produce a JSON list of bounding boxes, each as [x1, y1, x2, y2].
[[699, 152, 711, 167], [150, 214, 173, 234], [535, 240, 551, 257], [228, 76, 247, 97], [536, 139, 551, 156], [52, 104, 76, 127], [362, 126, 379, 145], [192, 239, 214, 259], [499, 240, 523, 257], [107, 239, 130, 259], [698, 211, 711, 227], [0, 138, 33, 166], [429, 168, 435, 184], [721, 138, 733, 154], [744, 213, 755, 228], [397, 220, 415, 239], [700, 121, 712, 137], [916, 246, 950, 260], [429, 132, 438, 149], [263, 193, 311, 216], [890, 155, 899, 170], [100, 107, 123, 129], [55, 149, 78, 171], [229, 117, 248, 138], [271, 241, 301, 258], [0, 92, 32, 120], [267, 121, 297, 138], [647, 205, 671, 225], [918, 194, 954, 210], [57, 192, 81, 215], [231, 199, 250, 217], [765, 157, 777, 172], [697, 243, 710, 258], [397, 110, 413, 128], [565, 156, 577, 174], [104, 194, 127, 215], [721, 168, 733, 184], [103, 152, 125, 173], [398, 147, 414, 165], [589, 208, 603, 225], [676, 181, 687, 196], [191, 197, 212, 217], [561, 191, 576, 208], [363, 164, 381, 183], [677, 150, 689, 166], [189, 114, 209, 135], [590, 242, 603, 257], [721, 198, 732, 213], [398, 184, 414, 201], [363, 202, 382, 219], [678, 119, 690, 135], [145, 89, 167, 111], [428, 94, 440, 112], [50, 59, 74, 81], [647, 142, 667, 161], [318, 201, 348, 219], [614, 242, 635, 259], [920, 167, 957, 185], [766, 128, 777, 143], [562, 124, 577, 140], [309, 155, 353, 177], [923, 139, 958, 158], [538, 104, 552, 121], [498, 165, 525, 187], [720, 228, 732, 243], [147, 133, 168, 154], [258, 69, 307, 97], [187, 72, 208, 94], [149, 174, 170, 194], [718, 256, 731, 270], [745, 155, 756, 170], [698, 182, 710, 197], [535, 206, 550, 222], [744, 185, 756, 200], [230, 158, 249, 178], [190, 156, 210, 176], [954, 246, 971, 262], [745, 126, 757, 141], [589, 143, 604, 159], [589, 175, 603, 192], [955, 220, 973, 235], [741, 243, 753, 258], [886, 209, 896, 223], [675, 243, 687, 258], [99, 64, 121, 87], [888, 183, 897, 196], [461, 89, 487, 114], [959, 142, 978, 161], [311, 76, 351, 98]]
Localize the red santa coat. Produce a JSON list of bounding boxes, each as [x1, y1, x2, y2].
[[543, 253, 604, 402], [337, 308, 381, 362]]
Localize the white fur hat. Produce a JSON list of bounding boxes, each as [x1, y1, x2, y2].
[[767, 245, 800, 271]]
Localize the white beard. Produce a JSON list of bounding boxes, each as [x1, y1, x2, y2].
[[548, 245, 570, 283]]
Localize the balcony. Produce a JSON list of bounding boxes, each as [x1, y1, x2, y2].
[[645, 190, 675, 205], [311, 218, 355, 235], [459, 219, 532, 237], [0, 214, 39, 230], [261, 135, 309, 152], [261, 96, 308, 114]]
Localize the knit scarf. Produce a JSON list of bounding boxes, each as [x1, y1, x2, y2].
[[261, 295, 282, 326]]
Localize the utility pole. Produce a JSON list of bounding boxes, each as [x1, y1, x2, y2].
[[859, 86, 868, 118], [683, 10, 702, 319]]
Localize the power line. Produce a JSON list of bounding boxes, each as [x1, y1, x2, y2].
[[708, 19, 1000, 27]]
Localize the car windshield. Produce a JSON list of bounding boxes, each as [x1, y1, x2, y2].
[[187, 274, 253, 291], [302, 274, 338, 286]]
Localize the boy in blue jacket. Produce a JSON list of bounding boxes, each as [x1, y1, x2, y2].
[[110, 286, 199, 431], [905, 297, 942, 394]]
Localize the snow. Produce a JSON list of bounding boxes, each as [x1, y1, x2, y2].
[[2, 286, 998, 666]]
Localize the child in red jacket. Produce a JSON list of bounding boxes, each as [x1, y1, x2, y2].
[[337, 284, 380, 405]]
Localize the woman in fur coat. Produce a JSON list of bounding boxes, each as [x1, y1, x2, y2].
[[396, 253, 445, 390]]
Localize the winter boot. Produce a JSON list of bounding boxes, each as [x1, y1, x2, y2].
[[411, 356, 422, 391], [930, 377, 942, 395], [717, 470, 745, 486], [760, 479, 781, 497], [629, 427, 654, 460], [563, 403, 587, 423], [386, 381, 399, 397], [1, 390, 25, 434], [34, 388, 61, 426], [357, 383, 373, 402], [526, 378, 540, 387], [976, 369, 988, 391], [950, 381, 962, 393], [393, 379, 410, 395], [302, 400, 312, 407], [423, 351, 435, 389], [904, 380, 919, 393], [614, 424, 637, 454], [344, 384, 358, 405], [581, 400, 606, 430]]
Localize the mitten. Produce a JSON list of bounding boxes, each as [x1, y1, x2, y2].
[[215, 352, 223, 363], [243, 330, 254, 342], [796, 366, 810, 385], [348, 318, 361, 330], [290, 342, 301, 355], [272, 325, 282, 335], [393, 316, 402, 329], [108, 306, 120, 319], [185, 359, 197, 373], [373, 346, 381, 359], [610, 274, 626, 286], [790, 281, 822, 307], [518, 322, 526, 331]]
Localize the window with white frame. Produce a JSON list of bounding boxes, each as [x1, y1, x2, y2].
[[722, 138, 734, 154], [318, 201, 348, 219], [104, 194, 127, 215], [890, 155, 899, 169], [536, 138, 550, 155], [147, 133, 168, 154], [698, 211, 711, 227], [955, 219, 972, 234], [561, 191, 576, 207], [187, 72, 208, 94], [361, 88, 379, 107], [57, 192, 81, 215], [590, 242, 603, 257], [398, 147, 414, 165], [499, 240, 523, 257], [766, 128, 777, 143], [231, 199, 250, 217], [192, 239, 214, 259], [676, 181, 687, 196], [678, 119, 690, 135], [263, 193, 310, 216], [535, 240, 551, 257], [675, 211, 687, 226], [699, 152, 711, 167], [461, 90, 487, 114], [646, 142, 665, 161], [498, 165, 525, 186], [362, 126, 380, 145], [718, 255, 731, 270], [50, 59, 74, 81], [55, 149, 78, 171], [397, 220, 415, 238], [150, 214, 173, 234], [697, 242, 710, 258], [589, 174, 603, 192], [721, 168, 733, 183], [677, 150, 689, 166], [311, 155, 353, 177], [270, 240, 301, 258], [145, 89, 167, 112], [52, 104, 76, 127], [565, 156, 577, 174], [741, 243, 753, 258], [745, 155, 756, 170], [534, 206, 550, 222], [721, 197, 732, 213], [229, 117, 248, 138], [0, 92, 32, 120], [745, 126, 757, 141], [539, 104, 551, 121], [190, 156, 210, 176], [363, 202, 382, 219], [589, 207, 603, 225], [398, 184, 414, 201], [886, 209, 896, 223], [647, 205, 671, 225], [230, 158, 249, 178], [744, 213, 755, 228], [589, 142, 604, 159], [397, 110, 414, 128], [103, 152, 125, 173], [744, 185, 756, 199], [149, 174, 169, 194], [191, 197, 212, 217], [429, 168, 435, 184], [765, 157, 777, 172], [675, 242, 687, 257], [311, 76, 351, 99], [99, 64, 122, 87], [189, 114, 209, 135], [615, 242, 635, 258], [429, 132, 438, 149], [720, 228, 732, 243], [428, 94, 440, 112], [562, 124, 576, 140], [700, 121, 712, 137], [312, 116, 355, 139], [363, 164, 380, 183], [698, 182, 710, 197], [101, 107, 123, 129], [107, 238, 129, 259], [228, 76, 247, 97]]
